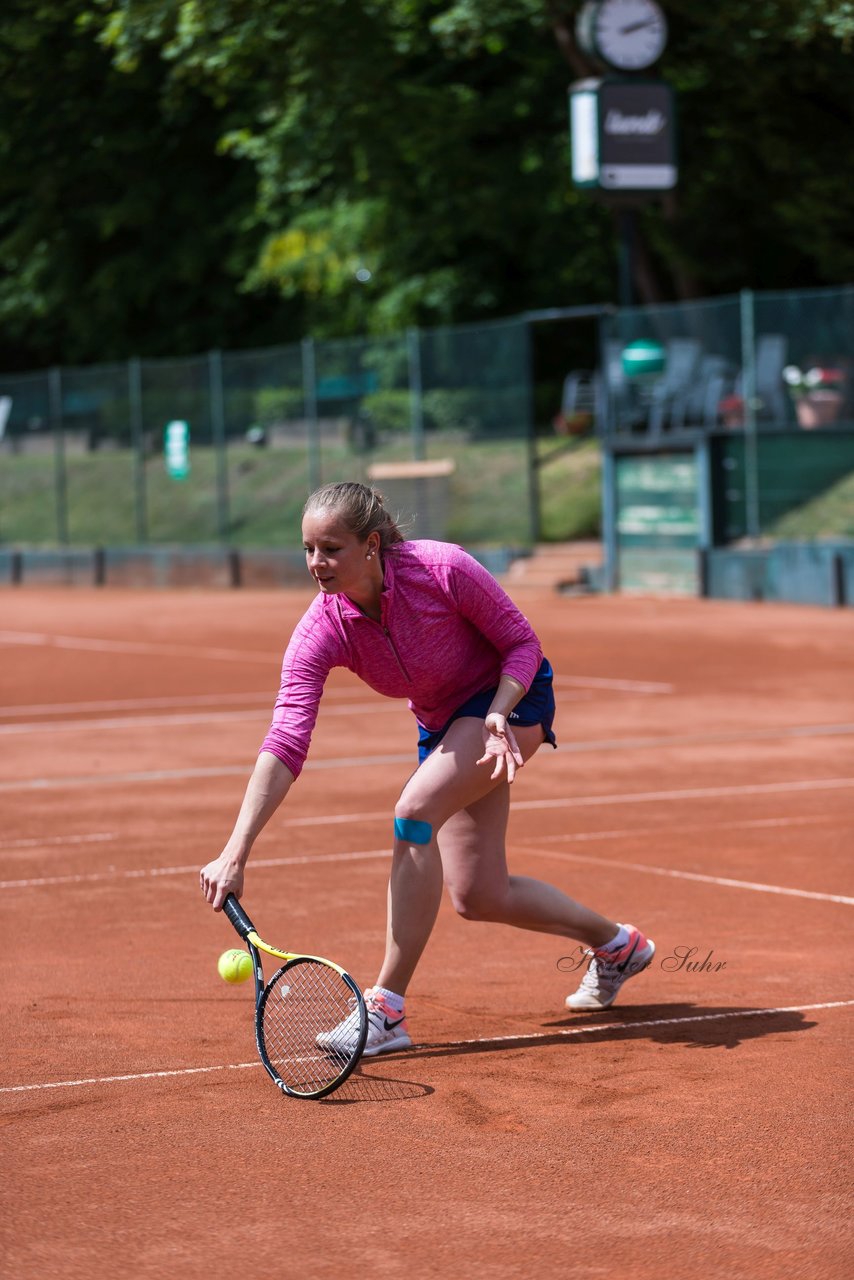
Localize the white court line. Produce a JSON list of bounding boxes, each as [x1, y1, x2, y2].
[[281, 810, 389, 829], [1, 812, 831, 858], [534, 815, 836, 842], [0, 636, 673, 691], [556, 724, 854, 753], [0, 701, 401, 735], [0, 832, 117, 851], [2, 1000, 851, 1095], [0, 690, 700, 738], [0, 1062, 261, 1094], [0, 688, 370, 718], [2, 809, 850, 902], [283, 776, 854, 825], [0, 849, 390, 890], [278, 810, 840, 834], [422, 1000, 854, 1052], [516, 844, 854, 906], [0, 754, 415, 793], [4, 770, 854, 807], [0, 691, 273, 718], [0, 630, 278, 664], [554, 675, 674, 694], [4, 729, 854, 794], [514, 776, 854, 812], [5, 716, 852, 745], [0, 710, 277, 735]]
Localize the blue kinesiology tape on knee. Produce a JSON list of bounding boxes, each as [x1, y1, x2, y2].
[[394, 817, 433, 845]]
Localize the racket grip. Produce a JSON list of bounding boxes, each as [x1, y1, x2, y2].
[[223, 893, 256, 939]]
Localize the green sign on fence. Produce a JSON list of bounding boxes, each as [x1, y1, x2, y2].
[[164, 420, 190, 479]]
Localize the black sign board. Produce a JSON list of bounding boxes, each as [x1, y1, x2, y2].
[[570, 78, 677, 192]]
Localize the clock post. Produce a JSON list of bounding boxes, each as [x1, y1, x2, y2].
[[570, 0, 676, 304]]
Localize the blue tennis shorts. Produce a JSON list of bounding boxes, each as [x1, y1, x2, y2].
[[416, 657, 557, 764]]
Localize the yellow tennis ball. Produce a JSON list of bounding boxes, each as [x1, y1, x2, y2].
[[217, 948, 252, 984]]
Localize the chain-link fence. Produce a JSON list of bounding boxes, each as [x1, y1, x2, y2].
[[599, 284, 854, 560], [1, 286, 851, 557], [0, 317, 537, 550]]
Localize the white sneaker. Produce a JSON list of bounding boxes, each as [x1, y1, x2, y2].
[[317, 988, 412, 1058], [565, 924, 655, 1011]]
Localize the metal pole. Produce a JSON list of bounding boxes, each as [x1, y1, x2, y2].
[[598, 310, 619, 590], [617, 208, 636, 310], [522, 318, 541, 544], [209, 349, 230, 540], [301, 337, 320, 492], [596, 310, 613, 441], [695, 438, 712, 598], [601, 447, 618, 592], [128, 357, 148, 543], [740, 288, 760, 540], [407, 327, 426, 462], [49, 367, 69, 545]]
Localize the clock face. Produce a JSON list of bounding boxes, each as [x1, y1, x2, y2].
[[594, 0, 668, 71]]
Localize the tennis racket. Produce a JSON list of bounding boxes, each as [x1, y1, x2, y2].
[[222, 893, 368, 1100]]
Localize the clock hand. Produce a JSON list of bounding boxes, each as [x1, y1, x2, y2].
[[621, 20, 661, 34]]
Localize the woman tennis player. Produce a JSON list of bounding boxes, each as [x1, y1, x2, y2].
[[200, 482, 654, 1055]]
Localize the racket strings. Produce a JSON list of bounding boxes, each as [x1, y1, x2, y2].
[[261, 960, 363, 1095]]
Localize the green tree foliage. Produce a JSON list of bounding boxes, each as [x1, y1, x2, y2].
[[1, 1, 852, 368], [0, 0, 292, 368], [650, 0, 854, 295], [98, 0, 613, 335]]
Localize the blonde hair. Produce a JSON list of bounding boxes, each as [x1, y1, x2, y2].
[[302, 481, 405, 550]]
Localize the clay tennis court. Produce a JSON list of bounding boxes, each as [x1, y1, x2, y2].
[[2, 585, 852, 1278]]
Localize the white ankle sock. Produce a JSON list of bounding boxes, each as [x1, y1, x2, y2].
[[596, 925, 630, 954], [373, 985, 405, 1011]]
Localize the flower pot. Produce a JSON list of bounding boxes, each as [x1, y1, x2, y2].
[[796, 391, 844, 429], [718, 396, 744, 428]]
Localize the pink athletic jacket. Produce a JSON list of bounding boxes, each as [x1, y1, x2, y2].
[[260, 540, 543, 778]]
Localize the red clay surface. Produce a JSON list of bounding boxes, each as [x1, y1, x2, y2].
[[1, 588, 853, 1279]]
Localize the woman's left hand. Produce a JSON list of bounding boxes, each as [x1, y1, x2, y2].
[[476, 713, 524, 783]]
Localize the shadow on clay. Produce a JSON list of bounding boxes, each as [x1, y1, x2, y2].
[[398, 1003, 820, 1056]]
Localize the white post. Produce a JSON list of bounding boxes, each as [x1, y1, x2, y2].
[[740, 288, 760, 540]]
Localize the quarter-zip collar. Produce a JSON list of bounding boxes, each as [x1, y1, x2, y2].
[[334, 548, 394, 622], [330, 552, 410, 679]]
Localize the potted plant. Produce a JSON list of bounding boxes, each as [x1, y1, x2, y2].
[[717, 393, 745, 428], [783, 364, 845, 428]]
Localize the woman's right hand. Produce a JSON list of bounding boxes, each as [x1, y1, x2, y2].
[[200, 851, 245, 912]]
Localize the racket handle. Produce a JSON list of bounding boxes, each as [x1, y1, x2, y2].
[[223, 893, 256, 939]]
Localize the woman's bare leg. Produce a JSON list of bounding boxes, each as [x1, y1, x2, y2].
[[375, 718, 617, 996]]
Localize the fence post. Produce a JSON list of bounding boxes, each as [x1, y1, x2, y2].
[[48, 367, 69, 546], [209, 349, 230, 540], [407, 327, 426, 462], [228, 547, 242, 589], [522, 318, 541, 544], [695, 435, 713, 561], [128, 357, 148, 543], [301, 337, 320, 492], [597, 310, 620, 590], [601, 446, 618, 592], [832, 552, 847, 607], [740, 288, 760, 540]]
